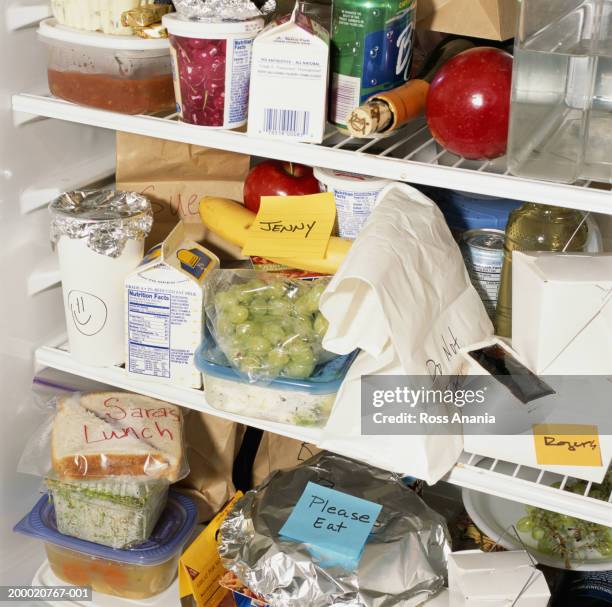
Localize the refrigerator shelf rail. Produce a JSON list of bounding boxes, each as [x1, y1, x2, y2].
[[12, 93, 612, 216], [35, 343, 612, 527]]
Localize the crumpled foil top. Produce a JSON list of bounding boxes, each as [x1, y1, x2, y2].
[[219, 452, 451, 607], [49, 190, 153, 258], [173, 0, 275, 22]]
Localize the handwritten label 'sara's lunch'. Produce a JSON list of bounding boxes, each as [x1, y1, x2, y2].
[[279, 481, 382, 567], [242, 193, 337, 259], [533, 424, 602, 467]]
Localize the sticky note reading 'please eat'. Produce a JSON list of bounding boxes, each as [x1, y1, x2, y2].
[[279, 482, 382, 569], [242, 193, 336, 259], [533, 424, 602, 467]]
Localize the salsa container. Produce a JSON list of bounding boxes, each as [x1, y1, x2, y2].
[[38, 19, 174, 115], [14, 492, 196, 599]]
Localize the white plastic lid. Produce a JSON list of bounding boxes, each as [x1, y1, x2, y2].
[[314, 167, 390, 191], [163, 13, 264, 38], [38, 18, 170, 51]]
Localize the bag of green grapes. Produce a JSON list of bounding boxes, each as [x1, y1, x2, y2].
[[204, 270, 337, 384]]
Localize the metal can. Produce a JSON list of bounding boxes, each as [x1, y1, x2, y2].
[[329, 0, 416, 131], [460, 228, 505, 320]]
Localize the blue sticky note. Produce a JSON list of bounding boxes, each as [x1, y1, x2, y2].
[[279, 482, 382, 570]]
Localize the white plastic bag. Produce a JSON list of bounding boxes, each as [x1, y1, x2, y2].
[[319, 183, 494, 484]]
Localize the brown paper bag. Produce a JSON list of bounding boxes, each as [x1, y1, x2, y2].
[[116, 132, 250, 251], [252, 433, 322, 487], [177, 412, 246, 523], [416, 0, 518, 41]]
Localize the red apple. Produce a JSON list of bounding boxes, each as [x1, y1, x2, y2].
[[426, 47, 513, 160], [244, 161, 321, 213]]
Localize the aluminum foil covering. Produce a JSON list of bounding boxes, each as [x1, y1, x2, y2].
[[219, 453, 451, 607], [49, 190, 153, 258], [173, 0, 275, 22]]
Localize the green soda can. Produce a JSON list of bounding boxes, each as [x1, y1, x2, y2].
[[329, 0, 417, 131]]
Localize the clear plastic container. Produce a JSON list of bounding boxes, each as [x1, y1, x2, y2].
[[14, 492, 196, 599], [38, 18, 175, 115], [195, 332, 358, 427], [50, 0, 159, 35], [508, 0, 612, 184], [163, 14, 264, 128], [46, 475, 168, 549]]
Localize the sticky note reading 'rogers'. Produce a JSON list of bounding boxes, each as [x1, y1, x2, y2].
[[279, 482, 382, 569], [533, 424, 602, 467], [242, 193, 336, 259]]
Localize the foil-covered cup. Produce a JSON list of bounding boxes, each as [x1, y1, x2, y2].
[[220, 452, 451, 607], [173, 0, 275, 22], [49, 190, 153, 258]]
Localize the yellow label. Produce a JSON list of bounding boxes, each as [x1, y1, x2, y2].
[[179, 492, 243, 607], [242, 193, 336, 259], [533, 424, 602, 467]]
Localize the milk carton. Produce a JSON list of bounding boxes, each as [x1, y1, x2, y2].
[[125, 222, 219, 388], [247, 4, 330, 143]]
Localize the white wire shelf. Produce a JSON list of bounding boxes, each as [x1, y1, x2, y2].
[[13, 93, 612, 216], [36, 343, 612, 527]]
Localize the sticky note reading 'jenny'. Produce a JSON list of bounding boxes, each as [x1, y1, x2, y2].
[[242, 193, 336, 259], [279, 482, 382, 569], [533, 424, 602, 467]]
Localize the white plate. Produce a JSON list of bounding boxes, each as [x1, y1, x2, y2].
[[32, 560, 180, 607], [462, 487, 612, 571]]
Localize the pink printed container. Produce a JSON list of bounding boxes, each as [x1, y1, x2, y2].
[[163, 14, 264, 129]]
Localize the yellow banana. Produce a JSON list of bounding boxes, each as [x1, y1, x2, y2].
[[199, 196, 352, 274]]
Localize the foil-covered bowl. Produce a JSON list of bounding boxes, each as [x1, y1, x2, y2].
[[173, 0, 275, 22], [219, 452, 451, 607], [49, 190, 153, 258]]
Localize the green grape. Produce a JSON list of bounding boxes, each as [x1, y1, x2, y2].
[[223, 336, 244, 361], [302, 289, 321, 314], [268, 298, 292, 317], [293, 317, 314, 339], [215, 291, 238, 310], [267, 348, 290, 368], [245, 278, 267, 292], [571, 482, 587, 494], [217, 317, 235, 337], [250, 297, 269, 317], [293, 296, 311, 317], [284, 360, 316, 379], [537, 539, 555, 555], [268, 280, 287, 299], [532, 527, 546, 541], [598, 542, 612, 557], [309, 281, 326, 305], [226, 304, 249, 324], [260, 322, 286, 346], [288, 342, 315, 364], [517, 517, 533, 533], [235, 321, 258, 337], [246, 335, 272, 355], [314, 313, 329, 338]]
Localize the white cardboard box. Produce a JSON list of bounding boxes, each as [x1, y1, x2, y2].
[[448, 550, 550, 607], [460, 338, 612, 483], [512, 251, 612, 375], [247, 5, 329, 143], [125, 222, 219, 388]]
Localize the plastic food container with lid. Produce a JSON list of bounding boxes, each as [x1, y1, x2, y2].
[[314, 168, 390, 239], [45, 475, 169, 549], [195, 332, 358, 427], [14, 492, 196, 600], [38, 18, 175, 115], [163, 13, 264, 128], [50, 0, 160, 35]]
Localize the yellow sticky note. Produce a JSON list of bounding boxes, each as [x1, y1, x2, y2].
[[242, 193, 336, 259], [533, 424, 602, 467]]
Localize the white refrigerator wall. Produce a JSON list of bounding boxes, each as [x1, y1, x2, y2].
[[0, 0, 114, 586]]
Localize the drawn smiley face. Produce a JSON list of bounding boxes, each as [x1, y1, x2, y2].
[[68, 291, 108, 336]]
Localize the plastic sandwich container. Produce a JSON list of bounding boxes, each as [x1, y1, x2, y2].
[[195, 333, 358, 427], [45, 475, 169, 549], [163, 13, 264, 128], [14, 492, 196, 599], [38, 18, 175, 115]]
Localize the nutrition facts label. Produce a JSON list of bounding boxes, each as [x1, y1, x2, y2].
[[127, 289, 171, 379], [333, 187, 383, 238], [229, 37, 254, 125]]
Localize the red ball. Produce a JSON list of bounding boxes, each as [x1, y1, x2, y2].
[[426, 47, 513, 160]]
